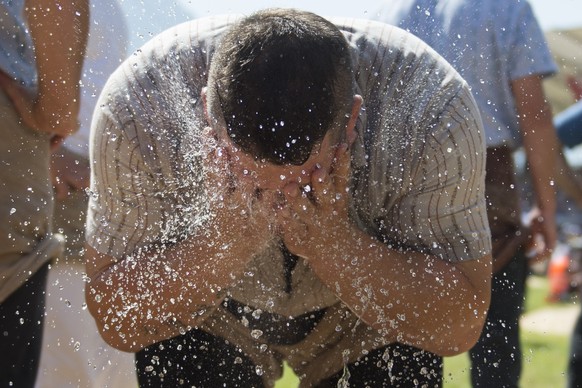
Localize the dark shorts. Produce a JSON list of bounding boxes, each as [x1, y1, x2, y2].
[[135, 299, 442, 387]]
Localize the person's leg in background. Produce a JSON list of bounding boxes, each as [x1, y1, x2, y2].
[[0, 263, 50, 388], [568, 310, 582, 388], [469, 147, 529, 388], [469, 251, 528, 388]]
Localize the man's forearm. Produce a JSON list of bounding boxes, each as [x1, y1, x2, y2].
[[308, 228, 492, 356], [85, 235, 256, 352], [523, 129, 559, 215]]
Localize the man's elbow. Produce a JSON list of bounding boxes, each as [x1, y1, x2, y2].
[[435, 293, 490, 356], [434, 254, 492, 356], [93, 319, 140, 353], [438, 315, 487, 356], [85, 281, 145, 353]]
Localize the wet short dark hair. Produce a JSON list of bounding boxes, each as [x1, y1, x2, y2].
[[206, 8, 354, 165]]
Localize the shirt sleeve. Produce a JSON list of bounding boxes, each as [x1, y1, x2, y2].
[[375, 85, 492, 262], [86, 101, 159, 258], [346, 21, 492, 263], [507, 2, 557, 81], [86, 62, 209, 260], [85, 17, 231, 259]]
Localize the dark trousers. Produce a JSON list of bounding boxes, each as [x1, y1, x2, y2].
[[0, 263, 49, 388], [469, 252, 528, 388], [317, 343, 442, 387], [135, 322, 443, 387], [569, 310, 582, 388]]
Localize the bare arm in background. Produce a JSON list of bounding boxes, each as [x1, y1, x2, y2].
[[512, 74, 560, 260], [0, 0, 89, 139]]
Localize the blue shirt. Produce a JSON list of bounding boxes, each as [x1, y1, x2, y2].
[[556, 100, 582, 149], [375, 0, 557, 148], [0, 0, 37, 91]]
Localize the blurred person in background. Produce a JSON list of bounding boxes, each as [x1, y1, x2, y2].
[[555, 100, 582, 151], [34, 0, 138, 386], [0, 0, 89, 386], [375, 0, 562, 386]]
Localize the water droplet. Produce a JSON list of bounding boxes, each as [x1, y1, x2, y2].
[[250, 329, 263, 339]]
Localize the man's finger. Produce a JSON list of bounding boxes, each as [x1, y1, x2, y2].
[[311, 166, 334, 208], [330, 143, 352, 208]]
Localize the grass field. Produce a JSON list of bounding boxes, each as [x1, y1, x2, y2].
[[275, 275, 577, 388], [443, 331, 570, 388], [442, 275, 573, 388]]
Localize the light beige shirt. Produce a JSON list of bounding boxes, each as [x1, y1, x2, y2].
[[87, 15, 491, 317]]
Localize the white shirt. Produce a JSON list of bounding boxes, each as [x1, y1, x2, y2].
[[87, 15, 491, 316]]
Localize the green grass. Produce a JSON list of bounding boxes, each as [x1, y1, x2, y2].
[[275, 363, 300, 388], [276, 276, 574, 388], [521, 332, 570, 387], [442, 275, 573, 388], [443, 332, 570, 388], [524, 276, 553, 313]]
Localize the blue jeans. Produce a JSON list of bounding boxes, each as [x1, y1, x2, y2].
[[556, 100, 582, 149], [469, 252, 528, 388]]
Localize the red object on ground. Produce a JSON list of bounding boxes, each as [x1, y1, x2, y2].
[[547, 251, 571, 302]]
